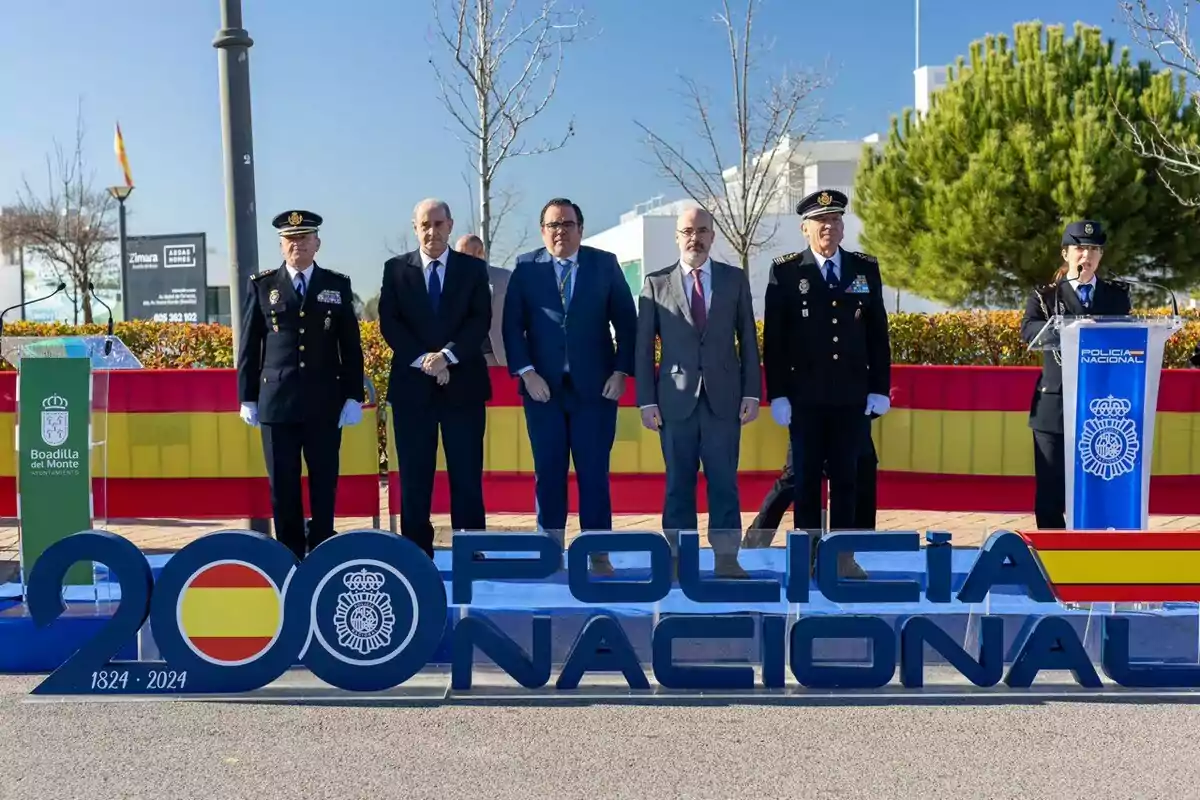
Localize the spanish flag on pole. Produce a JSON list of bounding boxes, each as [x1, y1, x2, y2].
[[114, 122, 133, 188]]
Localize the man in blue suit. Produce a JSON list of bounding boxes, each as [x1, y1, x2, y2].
[[502, 198, 638, 575]]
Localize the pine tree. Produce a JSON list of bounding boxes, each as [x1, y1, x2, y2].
[[854, 21, 1200, 307]]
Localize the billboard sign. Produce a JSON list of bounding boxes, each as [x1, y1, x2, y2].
[[123, 233, 208, 323]]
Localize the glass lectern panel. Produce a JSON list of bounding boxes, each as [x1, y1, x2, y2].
[[2, 335, 143, 596], [1026, 314, 1185, 352]]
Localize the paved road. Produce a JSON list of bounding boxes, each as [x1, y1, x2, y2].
[[3, 675, 1200, 799]]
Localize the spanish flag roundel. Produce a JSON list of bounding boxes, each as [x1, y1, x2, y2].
[[177, 561, 282, 665]]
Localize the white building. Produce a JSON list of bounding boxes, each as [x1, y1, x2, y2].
[[583, 66, 955, 317]]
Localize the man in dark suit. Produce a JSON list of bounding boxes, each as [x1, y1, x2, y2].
[[502, 198, 638, 575], [378, 199, 492, 557], [236, 210, 366, 561], [762, 189, 892, 578], [635, 206, 760, 578], [456, 233, 512, 367]]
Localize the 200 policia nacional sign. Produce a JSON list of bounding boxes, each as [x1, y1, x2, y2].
[[26, 529, 1200, 696]]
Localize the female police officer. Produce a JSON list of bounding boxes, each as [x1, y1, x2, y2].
[[1019, 220, 1131, 529]]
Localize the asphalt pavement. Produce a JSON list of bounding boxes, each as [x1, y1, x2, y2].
[[4, 674, 1200, 799]]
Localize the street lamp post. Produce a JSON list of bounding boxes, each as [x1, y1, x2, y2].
[[213, 0, 269, 535], [213, 0, 259, 353], [107, 185, 133, 319]]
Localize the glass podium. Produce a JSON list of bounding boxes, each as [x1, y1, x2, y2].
[[1, 334, 143, 595]]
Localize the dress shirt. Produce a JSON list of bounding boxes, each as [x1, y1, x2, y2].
[[812, 248, 842, 283], [285, 263, 314, 295], [411, 248, 459, 368], [680, 257, 711, 312]]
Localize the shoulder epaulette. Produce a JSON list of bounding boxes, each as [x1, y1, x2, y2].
[[251, 268, 278, 280], [852, 251, 878, 264], [322, 267, 350, 280], [771, 252, 801, 266]]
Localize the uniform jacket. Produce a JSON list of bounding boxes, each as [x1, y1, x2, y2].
[[502, 245, 638, 402], [377, 248, 493, 409], [236, 263, 365, 425], [1020, 277, 1132, 434], [762, 247, 891, 408], [634, 259, 760, 421]]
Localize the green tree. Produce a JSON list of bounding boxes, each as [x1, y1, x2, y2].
[[855, 21, 1200, 308]]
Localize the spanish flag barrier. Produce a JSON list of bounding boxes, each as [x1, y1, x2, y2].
[[0, 370, 380, 519], [1021, 531, 1200, 603], [387, 366, 1200, 517], [0, 366, 1194, 522]]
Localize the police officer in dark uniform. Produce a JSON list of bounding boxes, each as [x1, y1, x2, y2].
[[762, 189, 892, 578], [236, 210, 366, 560], [742, 436, 878, 548], [1019, 220, 1131, 529]]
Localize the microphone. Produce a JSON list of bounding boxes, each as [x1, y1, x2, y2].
[[1110, 275, 1180, 317], [0, 282, 67, 341], [87, 282, 115, 356]]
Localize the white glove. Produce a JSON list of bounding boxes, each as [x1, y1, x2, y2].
[[239, 402, 259, 427], [865, 393, 891, 416], [338, 399, 363, 428], [770, 397, 792, 427]]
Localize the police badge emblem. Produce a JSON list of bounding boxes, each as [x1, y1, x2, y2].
[[288, 211, 303, 227], [332, 569, 396, 656], [324, 316, 331, 331], [1084, 222, 1094, 235], [818, 192, 832, 206], [269, 289, 280, 305], [799, 278, 810, 294]]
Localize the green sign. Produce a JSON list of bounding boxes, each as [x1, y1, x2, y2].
[[621, 259, 642, 301], [18, 356, 93, 586]]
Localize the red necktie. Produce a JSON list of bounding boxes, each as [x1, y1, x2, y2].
[[691, 270, 707, 331]]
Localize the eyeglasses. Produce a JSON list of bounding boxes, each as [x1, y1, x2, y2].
[[542, 221, 578, 231], [677, 227, 711, 238]]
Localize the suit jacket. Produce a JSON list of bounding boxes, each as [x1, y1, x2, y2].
[[377, 248, 493, 409], [502, 245, 638, 401], [483, 265, 512, 367], [634, 259, 760, 422], [236, 263, 365, 425], [1020, 277, 1132, 433], [762, 247, 891, 408]]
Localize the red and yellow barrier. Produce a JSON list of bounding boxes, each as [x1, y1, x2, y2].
[[1021, 531, 1200, 602], [385, 366, 1200, 517], [0, 370, 380, 519]]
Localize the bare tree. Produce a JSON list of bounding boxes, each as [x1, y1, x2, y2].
[[1120, 0, 1200, 204], [460, 173, 528, 264], [634, 0, 831, 271], [0, 109, 116, 323], [429, 0, 586, 258]]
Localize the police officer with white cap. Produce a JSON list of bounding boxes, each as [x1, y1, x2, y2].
[[236, 210, 366, 560], [761, 189, 892, 578]]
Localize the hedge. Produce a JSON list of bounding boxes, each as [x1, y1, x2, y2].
[[3, 312, 1196, 469]]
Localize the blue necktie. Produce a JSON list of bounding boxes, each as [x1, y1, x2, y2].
[[557, 260, 574, 311], [296, 271, 306, 299], [1079, 284, 1092, 308], [428, 263, 441, 313], [825, 263, 837, 289]]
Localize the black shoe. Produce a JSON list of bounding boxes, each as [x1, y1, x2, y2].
[[589, 554, 615, 577], [714, 555, 750, 579]]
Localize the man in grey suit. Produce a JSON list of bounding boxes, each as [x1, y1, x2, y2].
[[456, 233, 511, 366], [635, 206, 761, 579]]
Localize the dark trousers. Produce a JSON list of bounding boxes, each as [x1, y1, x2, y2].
[[524, 375, 617, 533], [659, 388, 743, 555], [1032, 429, 1066, 529], [745, 425, 877, 546], [392, 403, 487, 557], [790, 406, 870, 530], [260, 421, 343, 561]]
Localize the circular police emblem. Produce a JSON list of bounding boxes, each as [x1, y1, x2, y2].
[[1078, 395, 1139, 481], [798, 278, 810, 295], [310, 560, 417, 666], [1084, 222, 1094, 235]]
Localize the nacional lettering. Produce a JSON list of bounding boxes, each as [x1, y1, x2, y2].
[[1080, 347, 1145, 365], [25, 529, 1200, 697]]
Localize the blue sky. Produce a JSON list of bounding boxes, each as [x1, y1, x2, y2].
[[0, 0, 1158, 296]]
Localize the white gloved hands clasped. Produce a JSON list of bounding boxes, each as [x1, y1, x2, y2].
[[770, 397, 792, 427], [338, 398, 364, 428], [239, 402, 259, 428], [865, 393, 891, 417]]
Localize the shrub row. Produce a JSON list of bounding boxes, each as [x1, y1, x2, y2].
[[4, 313, 1195, 469]]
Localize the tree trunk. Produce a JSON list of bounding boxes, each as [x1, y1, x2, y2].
[[476, 0, 492, 259], [81, 289, 93, 324]]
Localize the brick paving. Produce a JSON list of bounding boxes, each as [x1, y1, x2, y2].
[[5, 484, 1200, 567]]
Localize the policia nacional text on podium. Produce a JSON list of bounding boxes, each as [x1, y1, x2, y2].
[[236, 210, 367, 560]]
